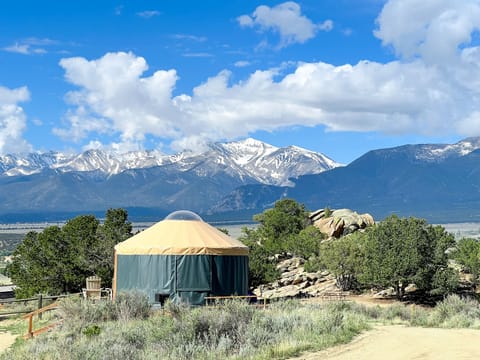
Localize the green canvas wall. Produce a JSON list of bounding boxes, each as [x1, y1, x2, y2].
[[116, 254, 248, 305]]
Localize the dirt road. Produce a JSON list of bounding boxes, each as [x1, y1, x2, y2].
[[292, 325, 480, 360]]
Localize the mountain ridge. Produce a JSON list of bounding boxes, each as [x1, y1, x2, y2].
[[2, 137, 480, 223], [0, 138, 339, 186], [210, 137, 480, 223], [0, 138, 339, 221]]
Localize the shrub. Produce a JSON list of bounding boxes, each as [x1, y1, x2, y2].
[[58, 297, 115, 334], [113, 291, 151, 321], [82, 324, 101, 337], [3, 298, 372, 360], [430, 294, 480, 326]]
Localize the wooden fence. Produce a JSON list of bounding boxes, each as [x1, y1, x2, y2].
[[0, 293, 82, 339], [204, 295, 267, 309], [0, 294, 73, 317], [23, 302, 62, 339]]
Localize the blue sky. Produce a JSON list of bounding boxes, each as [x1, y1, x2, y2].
[[1, 0, 480, 163]]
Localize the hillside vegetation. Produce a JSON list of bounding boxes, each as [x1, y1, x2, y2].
[[242, 199, 470, 300], [5, 208, 132, 297], [3, 293, 480, 359], [5, 199, 480, 301], [3, 200, 480, 358]]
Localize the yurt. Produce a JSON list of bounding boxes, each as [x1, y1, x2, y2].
[[113, 210, 249, 305]]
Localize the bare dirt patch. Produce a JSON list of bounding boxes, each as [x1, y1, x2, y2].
[[0, 330, 16, 354], [291, 325, 480, 360]]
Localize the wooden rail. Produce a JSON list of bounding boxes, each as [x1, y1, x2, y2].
[[22, 302, 61, 339], [204, 295, 267, 309], [318, 292, 349, 301], [0, 294, 78, 317]]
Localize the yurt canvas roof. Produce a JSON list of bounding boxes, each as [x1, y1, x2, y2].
[[115, 211, 249, 256]]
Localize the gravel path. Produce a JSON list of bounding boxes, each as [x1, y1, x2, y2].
[[291, 325, 480, 360]]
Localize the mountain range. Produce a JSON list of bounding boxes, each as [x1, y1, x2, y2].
[[0, 138, 338, 221], [1, 137, 480, 223], [212, 137, 480, 223]]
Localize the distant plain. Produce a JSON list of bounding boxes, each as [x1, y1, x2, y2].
[[0, 221, 479, 240]]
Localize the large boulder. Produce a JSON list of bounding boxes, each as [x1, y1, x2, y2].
[[314, 216, 345, 237], [310, 208, 375, 238], [253, 256, 335, 299]]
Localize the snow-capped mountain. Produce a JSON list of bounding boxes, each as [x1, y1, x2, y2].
[[0, 138, 340, 186], [412, 137, 480, 162], [367, 137, 480, 164], [211, 136, 480, 223], [0, 152, 69, 176], [0, 138, 339, 219], [0, 149, 167, 177], [2, 137, 480, 222]]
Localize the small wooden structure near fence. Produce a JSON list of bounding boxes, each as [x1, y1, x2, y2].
[[82, 276, 112, 301]]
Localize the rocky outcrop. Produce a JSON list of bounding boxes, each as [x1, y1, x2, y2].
[[250, 209, 375, 300], [310, 208, 375, 238], [252, 256, 339, 299]]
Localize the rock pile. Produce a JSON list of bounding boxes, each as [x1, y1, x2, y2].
[[252, 256, 339, 299], [310, 208, 375, 238], [251, 208, 375, 300]]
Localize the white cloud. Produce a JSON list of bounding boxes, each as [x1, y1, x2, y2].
[[318, 20, 334, 32], [136, 10, 161, 19], [375, 0, 480, 64], [171, 34, 207, 42], [234, 60, 251, 67], [3, 43, 31, 55], [457, 111, 480, 135], [115, 5, 124, 16], [55, 1, 480, 152], [24, 37, 58, 46], [3, 43, 47, 55], [238, 2, 332, 48], [0, 86, 31, 154], [237, 15, 254, 27], [57, 52, 180, 149], [56, 46, 480, 153], [32, 118, 43, 126], [3, 38, 58, 55], [182, 52, 213, 58]]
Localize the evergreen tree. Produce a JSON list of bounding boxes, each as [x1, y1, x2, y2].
[[6, 209, 132, 297], [240, 199, 310, 286], [359, 215, 457, 299], [319, 232, 365, 291], [253, 198, 309, 253], [453, 238, 480, 287]]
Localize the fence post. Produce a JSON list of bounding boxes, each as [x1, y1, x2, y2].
[[38, 294, 43, 320], [27, 314, 33, 338]]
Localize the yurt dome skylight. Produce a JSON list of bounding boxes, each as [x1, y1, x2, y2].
[[165, 210, 203, 221]]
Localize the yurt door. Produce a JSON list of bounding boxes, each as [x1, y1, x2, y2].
[[175, 255, 212, 304]]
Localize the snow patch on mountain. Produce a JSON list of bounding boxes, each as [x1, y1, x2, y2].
[[414, 137, 480, 162]]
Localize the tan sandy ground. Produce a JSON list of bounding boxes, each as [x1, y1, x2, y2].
[[290, 325, 480, 360], [0, 330, 16, 354], [0, 318, 20, 354]]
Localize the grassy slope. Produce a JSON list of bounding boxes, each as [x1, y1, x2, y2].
[[2, 294, 480, 360]]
